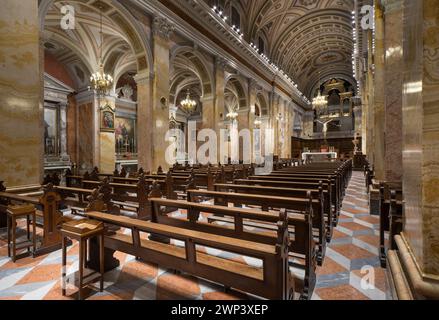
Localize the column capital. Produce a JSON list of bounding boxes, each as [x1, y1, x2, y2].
[[215, 57, 227, 70], [152, 16, 175, 40]]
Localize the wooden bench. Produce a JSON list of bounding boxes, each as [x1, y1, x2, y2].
[[85, 210, 295, 300], [378, 181, 403, 268], [232, 178, 338, 226], [185, 189, 318, 299]]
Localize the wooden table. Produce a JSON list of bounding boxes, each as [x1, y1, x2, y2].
[[60, 219, 105, 300]]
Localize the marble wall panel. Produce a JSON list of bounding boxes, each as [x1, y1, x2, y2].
[[100, 132, 115, 173], [77, 103, 94, 172], [0, 0, 43, 187], [402, 0, 439, 275], [421, 0, 439, 275]]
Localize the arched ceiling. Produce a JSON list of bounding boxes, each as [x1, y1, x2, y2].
[[218, 0, 355, 98], [42, 1, 141, 90]]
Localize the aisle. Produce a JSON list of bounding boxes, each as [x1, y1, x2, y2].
[[311, 171, 388, 300]]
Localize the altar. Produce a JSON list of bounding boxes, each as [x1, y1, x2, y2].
[[302, 152, 338, 162]]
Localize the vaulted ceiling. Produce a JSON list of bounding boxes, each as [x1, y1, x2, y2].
[[215, 0, 355, 97], [42, 0, 140, 90]]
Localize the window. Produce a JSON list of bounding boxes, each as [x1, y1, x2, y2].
[[231, 7, 241, 29], [258, 37, 265, 54]]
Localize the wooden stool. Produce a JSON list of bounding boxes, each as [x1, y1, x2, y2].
[[60, 219, 104, 300], [7, 204, 37, 262]]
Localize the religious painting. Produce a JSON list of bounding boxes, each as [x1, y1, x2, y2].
[[44, 107, 58, 156], [115, 117, 136, 154], [100, 104, 115, 132]]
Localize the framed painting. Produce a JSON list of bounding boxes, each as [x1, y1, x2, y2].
[[100, 104, 115, 132]]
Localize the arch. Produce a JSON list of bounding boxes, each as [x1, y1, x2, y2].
[[39, 0, 152, 74], [224, 76, 247, 115], [169, 46, 213, 105], [256, 92, 268, 116]]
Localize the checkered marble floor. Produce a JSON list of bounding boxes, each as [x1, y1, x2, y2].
[[311, 171, 388, 300], [0, 171, 388, 300]]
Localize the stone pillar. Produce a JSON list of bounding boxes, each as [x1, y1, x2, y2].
[[152, 16, 174, 171], [384, 0, 403, 181], [214, 57, 226, 163], [270, 93, 280, 156], [248, 80, 257, 162], [365, 30, 375, 162], [0, 0, 43, 187], [372, 0, 386, 180], [387, 0, 439, 299], [201, 95, 215, 130], [135, 71, 153, 171], [237, 108, 249, 162]]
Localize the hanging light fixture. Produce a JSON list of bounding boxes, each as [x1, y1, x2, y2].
[[254, 117, 262, 126], [90, 4, 113, 96], [180, 89, 197, 114], [226, 108, 238, 120]]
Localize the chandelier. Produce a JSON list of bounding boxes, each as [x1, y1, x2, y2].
[[254, 117, 262, 126], [312, 90, 328, 115], [180, 90, 197, 114], [312, 70, 327, 116], [89, 5, 113, 96], [226, 109, 238, 120]]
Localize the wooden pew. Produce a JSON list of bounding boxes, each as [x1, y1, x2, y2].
[[86, 210, 295, 300], [378, 181, 403, 268], [233, 178, 338, 227], [0, 183, 67, 254], [213, 183, 330, 266], [65, 177, 164, 219], [185, 189, 318, 299], [245, 175, 341, 214]]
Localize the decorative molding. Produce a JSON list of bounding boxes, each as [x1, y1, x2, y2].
[[152, 16, 175, 40]]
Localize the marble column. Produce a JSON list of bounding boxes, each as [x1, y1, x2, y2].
[[270, 93, 280, 156], [372, 0, 386, 180], [383, 0, 404, 181], [387, 0, 439, 299], [152, 16, 174, 171], [248, 80, 257, 162], [135, 71, 153, 171], [214, 57, 226, 163], [365, 30, 376, 163], [0, 0, 43, 187], [237, 108, 250, 162]]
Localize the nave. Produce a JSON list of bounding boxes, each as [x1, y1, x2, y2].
[[0, 169, 386, 300]]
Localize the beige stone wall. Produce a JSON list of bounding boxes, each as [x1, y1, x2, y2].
[[0, 0, 43, 187]]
